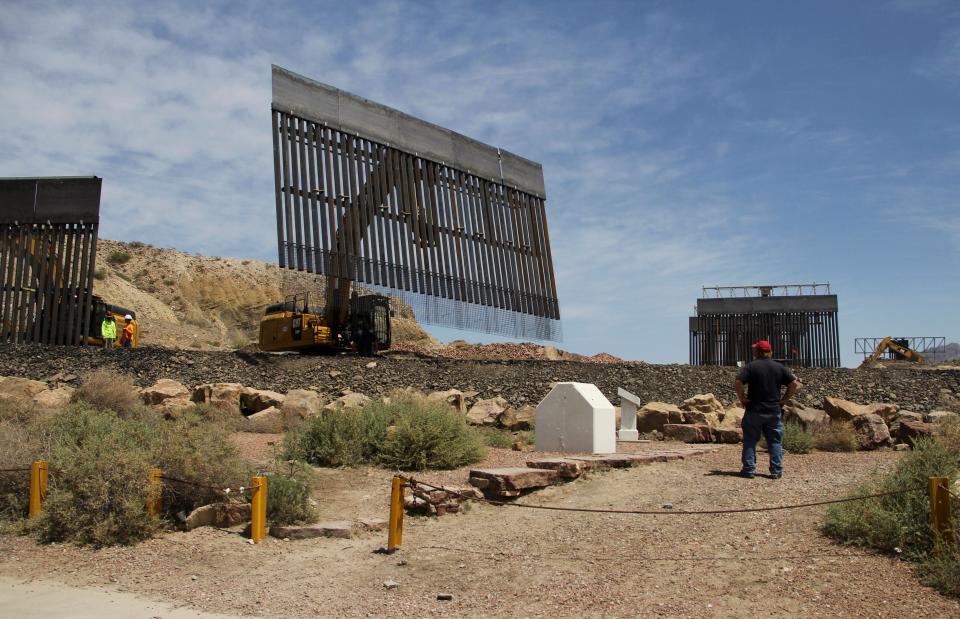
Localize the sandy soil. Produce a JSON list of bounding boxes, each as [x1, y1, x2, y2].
[[1, 445, 957, 618]]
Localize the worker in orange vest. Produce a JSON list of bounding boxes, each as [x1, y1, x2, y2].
[[119, 314, 136, 348]]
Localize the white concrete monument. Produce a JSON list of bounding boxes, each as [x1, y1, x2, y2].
[[535, 382, 616, 454], [617, 387, 641, 442]]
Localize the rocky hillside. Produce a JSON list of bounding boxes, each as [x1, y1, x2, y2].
[[92, 239, 435, 350], [3, 343, 960, 413]]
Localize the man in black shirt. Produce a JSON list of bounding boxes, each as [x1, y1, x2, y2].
[[734, 340, 800, 479]]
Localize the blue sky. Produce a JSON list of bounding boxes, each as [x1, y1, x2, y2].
[[1, 0, 958, 366]]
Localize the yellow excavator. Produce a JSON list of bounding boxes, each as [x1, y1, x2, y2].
[[258, 289, 390, 355], [861, 337, 925, 366]]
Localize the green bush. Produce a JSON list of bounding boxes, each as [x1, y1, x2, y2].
[[286, 392, 485, 471], [476, 426, 514, 449], [0, 402, 250, 546], [379, 399, 486, 471], [93, 268, 106, 281], [72, 370, 142, 416], [822, 436, 960, 597], [783, 421, 813, 454], [266, 464, 316, 526], [106, 250, 131, 265], [813, 421, 858, 452], [285, 405, 390, 467]]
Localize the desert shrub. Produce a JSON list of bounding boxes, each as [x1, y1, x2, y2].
[[516, 430, 536, 446], [823, 438, 959, 557], [476, 426, 514, 449], [106, 250, 131, 265], [378, 395, 485, 471], [0, 403, 252, 546], [783, 421, 814, 454], [286, 406, 391, 467], [34, 405, 158, 546], [916, 549, 960, 597], [162, 279, 175, 286], [822, 436, 960, 597], [286, 391, 485, 471], [230, 331, 251, 350], [265, 464, 316, 526], [813, 421, 858, 452], [148, 409, 252, 514], [72, 369, 142, 416], [93, 268, 106, 281]]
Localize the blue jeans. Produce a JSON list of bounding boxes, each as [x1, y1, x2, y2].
[[741, 413, 783, 475]]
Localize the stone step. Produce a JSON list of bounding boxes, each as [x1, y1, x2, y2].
[[525, 458, 586, 479], [469, 467, 560, 497], [270, 521, 354, 540]]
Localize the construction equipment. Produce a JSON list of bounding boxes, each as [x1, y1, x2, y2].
[[258, 291, 389, 354], [861, 337, 925, 366]]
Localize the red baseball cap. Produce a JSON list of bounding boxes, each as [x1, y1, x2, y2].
[[752, 340, 772, 352]]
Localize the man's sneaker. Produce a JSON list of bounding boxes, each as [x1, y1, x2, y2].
[[771, 472, 782, 479], [739, 470, 755, 479]]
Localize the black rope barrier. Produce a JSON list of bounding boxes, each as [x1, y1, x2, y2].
[[405, 477, 928, 516]]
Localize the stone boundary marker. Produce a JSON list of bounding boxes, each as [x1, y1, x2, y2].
[[468, 447, 719, 499]]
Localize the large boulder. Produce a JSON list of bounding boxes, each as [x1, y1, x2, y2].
[[719, 407, 744, 428], [852, 414, 891, 450], [0, 376, 48, 401], [426, 389, 466, 415], [897, 420, 936, 447], [282, 389, 324, 425], [713, 427, 743, 444], [783, 404, 828, 431], [141, 379, 190, 405], [184, 502, 251, 530], [192, 383, 245, 415], [241, 388, 285, 414], [32, 386, 75, 410], [247, 406, 284, 433], [662, 424, 713, 443], [864, 403, 899, 424], [156, 396, 195, 419], [823, 397, 870, 422], [323, 392, 371, 414], [637, 402, 684, 433], [467, 397, 510, 426], [680, 393, 724, 416], [682, 411, 720, 427], [498, 405, 535, 431]]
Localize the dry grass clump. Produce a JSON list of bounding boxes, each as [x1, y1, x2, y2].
[[813, 421, 858, 452], [72, 369, 142, 416]]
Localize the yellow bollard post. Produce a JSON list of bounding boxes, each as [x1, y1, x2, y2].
[[387, 476, 405, 552], [250, 476, 267, 543], [930, 476, 953, 546], [147, 467, 163, 517], [28, 460, 48, 519]]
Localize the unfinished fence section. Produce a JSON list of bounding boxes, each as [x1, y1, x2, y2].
[[0, 177, 101, 346], [270, 65, 561, 341], [689, 284, 840, 368]]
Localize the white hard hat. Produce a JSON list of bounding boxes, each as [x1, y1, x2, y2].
[[124, 314, 133, 320]]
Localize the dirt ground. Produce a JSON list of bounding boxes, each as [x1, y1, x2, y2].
[[1, 445, 958, 618]]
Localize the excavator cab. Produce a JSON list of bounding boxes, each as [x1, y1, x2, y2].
[[258, 291, 390, 354]]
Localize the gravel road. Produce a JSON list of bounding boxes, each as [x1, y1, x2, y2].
[[1, 446, 957, 617]]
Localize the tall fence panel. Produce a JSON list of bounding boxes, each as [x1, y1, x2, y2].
[[0, 177, 101, 346]]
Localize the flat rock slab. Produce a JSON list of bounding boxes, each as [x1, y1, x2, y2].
[[356, 517, 389, 531], [565, 454, 639, 468], [525, 458, 585, 479], [469, 467, 560, 497], [270, 521, 354, 540]]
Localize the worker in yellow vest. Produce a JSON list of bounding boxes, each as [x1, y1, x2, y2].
[[101, 311, 117, 349]]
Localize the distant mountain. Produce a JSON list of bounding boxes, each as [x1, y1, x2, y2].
[[924, 342, 960, 363]]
